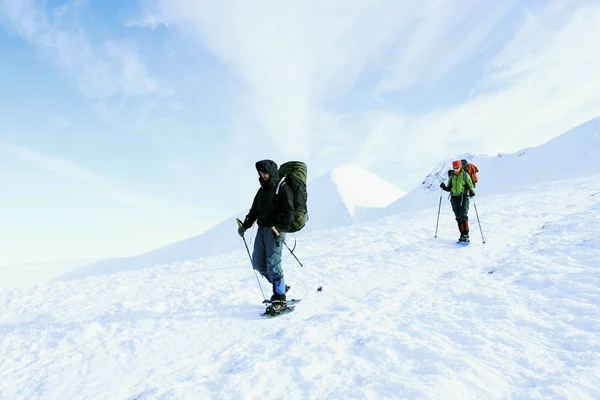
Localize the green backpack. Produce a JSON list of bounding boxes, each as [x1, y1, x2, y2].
[[277, 161, 308, 232]]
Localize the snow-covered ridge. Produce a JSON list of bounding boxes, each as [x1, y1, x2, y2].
[[330, 164, 406, 217], [1, 173, 599, 399], [15, 117, 600, 283], [369, 116, 600, 221], [2, 118, 600, 398], [61, 164, 405, 280]]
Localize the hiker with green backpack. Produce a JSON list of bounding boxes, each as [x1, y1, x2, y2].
[[440, 160, 476, 242], [237, 159, 298, 303]]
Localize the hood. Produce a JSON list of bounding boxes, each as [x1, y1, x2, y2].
[[255, 159, 280, 185]]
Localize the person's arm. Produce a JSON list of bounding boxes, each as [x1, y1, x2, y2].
[[242, 192, 259, 229], [466, 173, 475, 191], [440, 176, 452, 192]]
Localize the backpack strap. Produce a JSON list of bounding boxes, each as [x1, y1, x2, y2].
[[275, 176, 287, 224], [275, 176, 286, 195]]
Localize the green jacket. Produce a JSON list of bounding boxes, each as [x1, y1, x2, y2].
[[446, 171, 475, 196]]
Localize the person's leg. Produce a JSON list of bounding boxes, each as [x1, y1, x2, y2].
[[458, 196, 470, 241], [251, 227, 271, 281], [451, 196, 463, 239], [265, 229, 287, 299]]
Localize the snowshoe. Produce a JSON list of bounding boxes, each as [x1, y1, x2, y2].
[[263, 298, 302, 306], [261, 301, 295, 317]]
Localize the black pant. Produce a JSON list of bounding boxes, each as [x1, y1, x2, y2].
[[450, 194, 469, 223]]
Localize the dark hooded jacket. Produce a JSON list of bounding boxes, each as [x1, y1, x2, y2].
[[242, 160, 295, 232]]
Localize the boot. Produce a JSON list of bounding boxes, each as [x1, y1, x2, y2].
[[270, 293, 286, 301], [270, 278, 287, 301], [457, 221, 463, 241], [462, 221, 470, 242], [462, 229, 470, 242]]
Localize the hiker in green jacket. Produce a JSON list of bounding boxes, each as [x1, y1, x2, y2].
[[440, 160, 476, 242]]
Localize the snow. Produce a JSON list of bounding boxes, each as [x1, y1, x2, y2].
[[330, 164, 406, 217], [63, 164, 405, 279], [1, 119, 600, 399], [361, 115, 600, 223], [0, 258, 99, 290]]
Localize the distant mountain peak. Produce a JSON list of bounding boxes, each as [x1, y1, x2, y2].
[[329, 164, 406, 217]]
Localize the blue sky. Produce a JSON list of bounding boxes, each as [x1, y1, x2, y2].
[[1, 0, 599, 265]]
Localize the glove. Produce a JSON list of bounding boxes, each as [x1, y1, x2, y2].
[[237, 226, 246, 237], [440, 182, 447, 190], [469, 190, 475, 197], [273, 227, 284, 247]]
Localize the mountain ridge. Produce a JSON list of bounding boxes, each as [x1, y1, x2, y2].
[[59, 164, 405, 280]]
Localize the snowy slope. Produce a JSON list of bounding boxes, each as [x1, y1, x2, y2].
[[1, 174, 599, 399], [364, 116, 600, 222], [60, 165, 404, 280], [331, 164, 406, 216], [2, 118, 600, 399], [304, 164, 405, 230], [57, 211, 248, 281], [70, 108, 600, 284], [0, 258, 99, 290]]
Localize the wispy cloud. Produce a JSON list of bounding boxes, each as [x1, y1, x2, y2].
[[374, 1, 518, 95], [134, 0, 600, 190], [0, 0, 167, 99], [140, 1, 520, 160], [404, 2, 600, 152], [343, 1, 600, 188], [140, 1, 409, 158], [0, 142, 140, 205]]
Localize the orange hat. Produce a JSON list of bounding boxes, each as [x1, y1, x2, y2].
[[452, 160, 462, 169]]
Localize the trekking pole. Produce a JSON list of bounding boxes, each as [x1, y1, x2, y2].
[[434, 188, 443, 239], [284, 242, 304, 267], [271, 226, 303, 267], [237, 218, 267, 300], [471, 199, 486, 244]]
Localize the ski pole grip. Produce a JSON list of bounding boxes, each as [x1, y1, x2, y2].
[[236, 218, 243, 228], [271, 226, 280, 236]]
